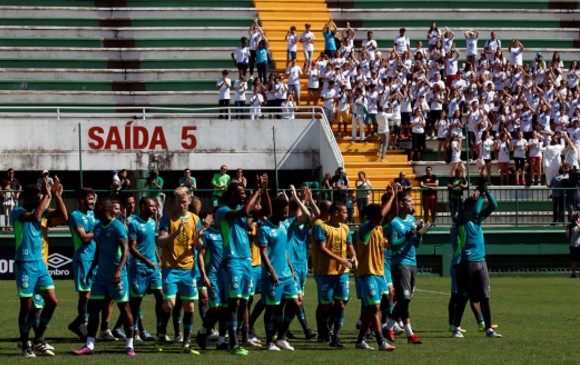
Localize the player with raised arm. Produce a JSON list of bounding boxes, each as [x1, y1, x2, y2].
[[154, 187, 203, 355], [72, 198, 136, 356], [380, 184, 401, 336], [259, 194, 303, 351], [452, 183, 502, 338], [195, 208, 229, 350], [354, 183, 397, 351], [313, 201, 358, 348], [384, 191, 430, 345], [215, 175, 271, 356], [28, 180, 68, 354], [287, 186, 317, 339], [14, 178, 65, 357]]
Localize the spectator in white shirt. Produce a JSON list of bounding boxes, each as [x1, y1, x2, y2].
[[306, 62, 320, 106], [509, 39, 524, 66], [361, 31, 378, 61], [484, 32, 501, 64], [427, 22, 442, 52], [351, 87, 367, 143], [216, 70, 231, 119], [376, 107, 390, 162], [393, 27, 410, 56], [233, 76, 247, 119], [299, 23, 316, 72], [285, 25, 298, 68], [285, 59, 303, 105], [464, 29, 480, 70], [231, 37, 250, 79], [321, 80, 337, 125]]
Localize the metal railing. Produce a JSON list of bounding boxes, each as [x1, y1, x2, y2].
[[0, 187, 580, 228], [2, 185, 574, 229], [309, 186, 579, 228]]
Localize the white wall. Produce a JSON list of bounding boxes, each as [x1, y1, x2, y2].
[[0, 117, 342, 172]]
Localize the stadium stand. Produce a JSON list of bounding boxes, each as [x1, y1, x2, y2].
[[0, 0, 257, 108]]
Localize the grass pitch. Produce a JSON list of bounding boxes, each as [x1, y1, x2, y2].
[[0, 276, 577, 364]]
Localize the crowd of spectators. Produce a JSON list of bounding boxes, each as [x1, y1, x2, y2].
[[224, 19, 579, 186]]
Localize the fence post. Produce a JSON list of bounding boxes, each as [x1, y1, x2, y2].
[[78, 122, 84, 187], [515, 188, 519, 227], [272, 126, 279, 194]]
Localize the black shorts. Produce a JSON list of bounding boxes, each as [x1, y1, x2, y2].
[[468, 131, 476, 148], [570, 246, 580, 261], [514, 157, 526, 171], [308, 87, 319, 92], [412, 132, 426, 152], [392, 264, 416, 301], [401, 112, 411, 126], [237, 62, 248, 71], [457, 261, 490, 301]]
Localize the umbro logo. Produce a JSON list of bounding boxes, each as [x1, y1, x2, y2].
[[47, 253, 73, 269]]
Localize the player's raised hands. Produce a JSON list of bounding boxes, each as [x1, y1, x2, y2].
[[51, 175, 63, 196]]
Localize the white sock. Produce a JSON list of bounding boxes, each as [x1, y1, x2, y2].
[[217, 336, 225, 345], [386, 319, 396, 330], [86, 337, 96, 350], [397, 320, 404, 328], [404, 323, 413, 337], [126, 338, 134, 349]]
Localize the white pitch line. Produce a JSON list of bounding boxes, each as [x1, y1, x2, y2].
[[415, 288, 449, 296]]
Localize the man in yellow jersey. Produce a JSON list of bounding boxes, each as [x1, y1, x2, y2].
[[155, 187, 205, 355], [313, 201, 357, 348], [354, 189, 396, 351]]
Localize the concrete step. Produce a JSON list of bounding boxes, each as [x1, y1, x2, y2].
[[0, 0, 256, 7], [330, 8, 580, 21], [0, 90, 217, 103], [0, 25, 579, 42], [0, 26, 251, 38], [0, 68, 238, 81], [0, 79, 223, 91], [0, 47, 231, 59], [324, 0, 580, 10], [1, 44, 577, 62], [265, 28, 579, 41], [0, 7, 258, 18], [0, 56, 234, 67], [0, 17, 256, 27]]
